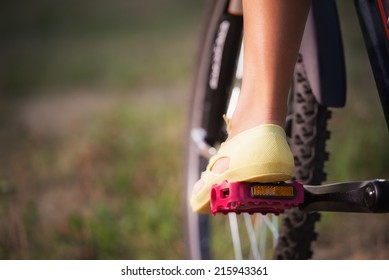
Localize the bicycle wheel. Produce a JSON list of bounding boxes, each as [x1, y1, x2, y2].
[[184, 0, 331, 260]]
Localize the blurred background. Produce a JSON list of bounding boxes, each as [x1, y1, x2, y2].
[[0, 0, 388, 259]]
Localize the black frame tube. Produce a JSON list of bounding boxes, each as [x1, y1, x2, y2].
[[355, 0, 389, 130]]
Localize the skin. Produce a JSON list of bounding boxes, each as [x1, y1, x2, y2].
[[194, 0, 312, 191]]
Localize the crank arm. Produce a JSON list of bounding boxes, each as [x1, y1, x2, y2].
[[301, 179, 389, 213], [210, 179, 389, 215]]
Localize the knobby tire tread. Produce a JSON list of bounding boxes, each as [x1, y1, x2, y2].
[[274, 55, 331, 260]]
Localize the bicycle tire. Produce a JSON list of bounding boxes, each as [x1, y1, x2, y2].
[[274, 54, 331, 259], [185, 0, 242, 260], [185, 0, 331, 260]]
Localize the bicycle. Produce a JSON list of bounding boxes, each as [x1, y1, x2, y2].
[[184, 0, 389, 260]]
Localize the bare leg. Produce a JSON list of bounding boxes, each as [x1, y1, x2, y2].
[[231, 0, 311, 137], [193, 0, 311, 193]]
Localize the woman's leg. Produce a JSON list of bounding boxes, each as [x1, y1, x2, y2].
[[191, 0, 311, 211], [231, 0, 311, 136], [212, 0, 311, 174]]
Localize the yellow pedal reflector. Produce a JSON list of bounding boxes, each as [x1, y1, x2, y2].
[[251, 184, 295, 198]]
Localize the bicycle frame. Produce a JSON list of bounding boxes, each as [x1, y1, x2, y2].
[[355, 0, 389, 130]]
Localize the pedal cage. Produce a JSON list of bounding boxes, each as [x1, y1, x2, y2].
[[210, 180, 304, 215]]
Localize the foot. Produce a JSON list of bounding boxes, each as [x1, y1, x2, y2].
[[190, 124, 295, 214]]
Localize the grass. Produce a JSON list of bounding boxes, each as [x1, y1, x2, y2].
[[0, 90, 188, 259], [0, 0, 205, 259], [0, 0, 203, 95]]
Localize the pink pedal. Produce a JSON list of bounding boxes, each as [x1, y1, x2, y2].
[[210, 180, 304, 215]]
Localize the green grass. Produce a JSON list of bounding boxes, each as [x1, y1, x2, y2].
[[0, 91, 188, 259], [0, 0, 205, 259], [0, 0, 204, 95]]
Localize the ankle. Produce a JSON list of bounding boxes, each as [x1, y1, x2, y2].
[[228, 116, 285, 138]]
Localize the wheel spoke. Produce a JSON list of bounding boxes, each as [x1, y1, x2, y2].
[[228, 213, 243, 260], [243, 213, 261, 259]]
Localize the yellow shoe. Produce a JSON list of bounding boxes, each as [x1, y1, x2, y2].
[[190, 124, 295, 214]]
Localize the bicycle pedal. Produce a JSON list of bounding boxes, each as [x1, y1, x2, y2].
[[210, 180, 304, 215]]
